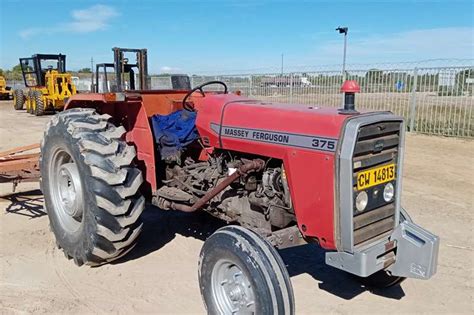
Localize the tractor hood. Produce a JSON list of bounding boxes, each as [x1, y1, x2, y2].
[[195, 94, 352, 158]]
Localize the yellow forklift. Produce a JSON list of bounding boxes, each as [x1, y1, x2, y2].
[[13, 54, 76, 115]]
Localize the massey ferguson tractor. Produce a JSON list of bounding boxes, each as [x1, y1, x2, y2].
[[39, 47, 439, 314]]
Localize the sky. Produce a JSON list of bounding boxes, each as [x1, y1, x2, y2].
[[0, 0, 473, 74]]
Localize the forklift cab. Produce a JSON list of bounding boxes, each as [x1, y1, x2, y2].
[[19, 54, 66, 87]]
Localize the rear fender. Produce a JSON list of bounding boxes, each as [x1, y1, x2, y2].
[[65, 95, 157, 195]]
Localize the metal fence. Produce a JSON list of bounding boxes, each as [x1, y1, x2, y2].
[[6, 60, 473, 137], [191, 62, 473, 138]]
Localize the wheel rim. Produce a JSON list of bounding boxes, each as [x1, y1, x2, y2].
[[48, 147, 84, 233], [211, 259, 256, 314]]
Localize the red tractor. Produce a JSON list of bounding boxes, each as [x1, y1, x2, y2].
[[39, 48, 439, 314]]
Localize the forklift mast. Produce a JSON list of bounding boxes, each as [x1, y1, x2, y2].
[[113, 47, 148, 92], [94, 47, 191, 93], [95, 47, 148, 93]]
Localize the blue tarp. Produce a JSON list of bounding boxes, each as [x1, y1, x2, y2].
[[151, 110, 198, 161]]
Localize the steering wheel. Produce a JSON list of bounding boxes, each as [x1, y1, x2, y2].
[[182, 80, 228, 111]]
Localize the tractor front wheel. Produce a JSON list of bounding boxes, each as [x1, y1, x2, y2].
[[199, 226, 295, 315], [40, 109, 145, 266], [32, 91, 45, 116], [13, 89, 25, 110]]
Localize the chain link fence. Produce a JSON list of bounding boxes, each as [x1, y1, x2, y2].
[[191, 60, 473, 138]]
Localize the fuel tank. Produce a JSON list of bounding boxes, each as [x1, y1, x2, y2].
[[194, 94, 354, 250]]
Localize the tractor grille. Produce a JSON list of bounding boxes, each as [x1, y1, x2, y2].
[[352, 121, 401, 247]]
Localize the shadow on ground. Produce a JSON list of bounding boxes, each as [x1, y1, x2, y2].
[[279, 244, 405, 300], [1, 189, 46, 218], [1, 193, 406, 301], [117, 204, 405, 301], [113, 204, 226, 265]]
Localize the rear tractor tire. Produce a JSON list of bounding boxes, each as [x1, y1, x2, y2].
[[40, 108, 145, 266], [354, 208, 413, 288], [199, 226, 295, 315], [13, 89, 25, 110], [32, 91, 45, 116]]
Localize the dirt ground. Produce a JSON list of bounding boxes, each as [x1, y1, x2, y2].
[[0, 100, 472, 314]]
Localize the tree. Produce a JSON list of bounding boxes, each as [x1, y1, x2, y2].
[[0, 68, 3, 76], [12, 64, 23, 72], [3, 64, 24, 81], [78, 68, 92, 73]]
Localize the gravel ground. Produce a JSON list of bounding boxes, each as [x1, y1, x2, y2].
[[0, 100, 472, 314]]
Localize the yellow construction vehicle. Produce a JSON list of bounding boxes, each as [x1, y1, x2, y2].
[[0, 76, 13, 100], [13, 54, 76, 115]]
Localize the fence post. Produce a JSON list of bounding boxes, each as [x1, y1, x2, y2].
[[249, 75, 253, 96], [409, 67, 418, 132], [289, 73, 294, 103]]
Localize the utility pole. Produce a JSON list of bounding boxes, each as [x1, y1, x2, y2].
[[336, 27, 348, 82], [90, 57, 94, 92], [281, 53, 284, 76], [336, 27, 349, 106]]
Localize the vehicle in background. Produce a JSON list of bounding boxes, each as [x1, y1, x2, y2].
[[0, 76, 13, 100], [12, 53, 76, 115]]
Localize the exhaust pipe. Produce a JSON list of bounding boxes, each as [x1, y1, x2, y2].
[[339, 80, 360, 115], [164, 159, 265, 213]]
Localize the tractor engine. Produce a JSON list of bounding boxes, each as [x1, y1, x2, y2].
[[153, 151, 295, 233]]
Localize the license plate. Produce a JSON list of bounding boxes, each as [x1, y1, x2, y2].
[[357, 163, 395, 190]]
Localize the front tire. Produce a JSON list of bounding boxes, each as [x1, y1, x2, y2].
[[199, 226, 295, 315], [32, 91, 45, 116], [40, 108, 145, 266], [13, 89, 25, 110]]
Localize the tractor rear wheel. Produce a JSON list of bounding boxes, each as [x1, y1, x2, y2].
[[32, 91, 45, 116], [40, 108, 145, 266], [354, 208, 412, 288], [13, 89, 25, 110], [199, 226, 295, 315]]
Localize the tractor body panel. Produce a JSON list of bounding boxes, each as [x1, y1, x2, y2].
[[193, 94, 351, 248]]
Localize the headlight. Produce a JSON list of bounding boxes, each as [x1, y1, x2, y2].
[[355, 191, 368, 212], [383, 182, 394, 202]]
